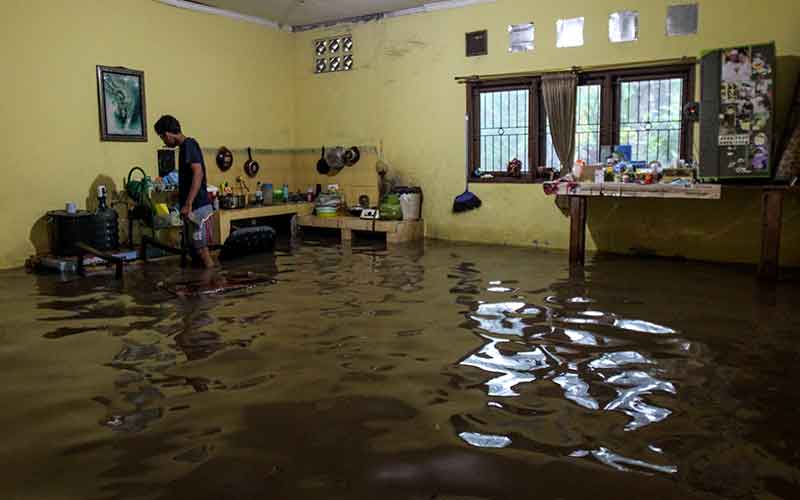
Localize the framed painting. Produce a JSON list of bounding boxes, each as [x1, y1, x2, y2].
[[96, 65, 147, 142]]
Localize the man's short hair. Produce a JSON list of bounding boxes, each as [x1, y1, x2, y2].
[[154, 115, 181, 135]]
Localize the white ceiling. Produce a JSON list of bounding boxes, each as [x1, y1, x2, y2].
[[198, 0, 451, 27]]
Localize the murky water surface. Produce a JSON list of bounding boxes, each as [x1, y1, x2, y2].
[[2, 239, 799, 499]]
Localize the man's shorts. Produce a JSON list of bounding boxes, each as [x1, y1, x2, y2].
[[184, 204, 214, 250]]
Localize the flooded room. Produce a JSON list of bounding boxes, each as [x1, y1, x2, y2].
[[2, 1, 800, 499]]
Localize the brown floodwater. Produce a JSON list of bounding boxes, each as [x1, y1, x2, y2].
[[2, 238, 799, 500]]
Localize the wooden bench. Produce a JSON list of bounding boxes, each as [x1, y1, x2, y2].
[[297, 215, 424, 244]]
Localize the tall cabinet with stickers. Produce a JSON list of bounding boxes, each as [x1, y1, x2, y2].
[[699, 43, 776, 180]]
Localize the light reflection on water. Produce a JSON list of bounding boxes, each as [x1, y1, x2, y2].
[[4, 241, 800, 499], [456, 267, 686, 473]]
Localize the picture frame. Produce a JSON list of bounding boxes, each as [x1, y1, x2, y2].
[[96, 65, 147, 142]]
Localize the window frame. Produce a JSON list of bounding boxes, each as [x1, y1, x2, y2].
[[468, 78, 539, 182], [466, 63, 695, 184]]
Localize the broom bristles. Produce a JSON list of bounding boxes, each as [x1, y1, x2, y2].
[[453, 191, 482, 213]]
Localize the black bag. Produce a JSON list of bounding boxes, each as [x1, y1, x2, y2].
[[219, 226, 276, 261]]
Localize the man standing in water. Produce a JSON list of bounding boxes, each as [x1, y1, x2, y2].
[[154, 115, 216, 268]]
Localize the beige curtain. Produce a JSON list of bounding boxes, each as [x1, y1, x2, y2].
[[542, 72, 578, 171]]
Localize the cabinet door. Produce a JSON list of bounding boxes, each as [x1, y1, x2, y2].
[[699, 49, 721, 179]]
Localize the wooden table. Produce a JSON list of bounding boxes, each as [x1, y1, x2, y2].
[[297, 215, 424, 244], [214, 202, 314, 241], [554, 182, 796, 281]]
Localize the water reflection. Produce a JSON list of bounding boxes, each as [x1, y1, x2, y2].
[[460, 335, 553, 396], [456, 273, 686, 473], [571, 448, 678, 474], [9, 242, 799, 499], [459, 431, 512, 448]]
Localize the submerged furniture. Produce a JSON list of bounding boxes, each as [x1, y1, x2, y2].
[[214, 202, 314, 242], [74, 242, 125, 279], [219, 226, 277, 261], [297, 215, 424, 244], [558, 182, 795, 281]]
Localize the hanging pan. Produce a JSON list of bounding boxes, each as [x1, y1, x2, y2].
[[325, 146, 345, 175], [243, 147, 260, 178], [316, 146, 331, 174], [343, 146, 360, 167]]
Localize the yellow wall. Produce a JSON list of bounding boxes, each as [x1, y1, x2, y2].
[[2, 0, 800, 268], [0, 0, 295, 268], [291, 0, 800, 265]]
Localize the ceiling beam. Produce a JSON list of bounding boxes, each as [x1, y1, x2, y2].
[[155, 0, 496, 33], [154, 0, 289, 31]]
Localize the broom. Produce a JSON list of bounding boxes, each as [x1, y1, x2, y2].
[[453, 114, 482, 212]]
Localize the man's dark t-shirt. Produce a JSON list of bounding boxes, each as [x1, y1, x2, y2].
[[178, 137, 210, 210]]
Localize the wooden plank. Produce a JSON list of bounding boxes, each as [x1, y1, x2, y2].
[[373, 220, 400, 233], [343, 218, 376, 232], [296, 215, 341, 229], [569, 197, 587, 268], [758, 190, 784, 281], [297, 216, 424, 243], [554, 182, 722, 200], [387, 220, 425, 243], [221, 202, 314, 220]]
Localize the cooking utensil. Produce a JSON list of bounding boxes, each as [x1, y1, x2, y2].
[[244, 147, 260, 177], [343, 146, 360, 166], [376, 140, 390, 174], [325, 146, 345, 171], [216, 147, 234, 171], [316, 146, 330, 174], [220, 194, 236, 209]]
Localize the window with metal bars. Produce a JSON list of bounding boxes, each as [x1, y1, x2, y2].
[[466, 63, 694, 183], [478, 88, 530, 174], [618, 78, 683, 165]]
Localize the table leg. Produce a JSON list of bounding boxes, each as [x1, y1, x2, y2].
[[759, 190, 784, 281], [569, 196, 587, 269], [341, 228, 353, 241], [219, 214, 231, 243]]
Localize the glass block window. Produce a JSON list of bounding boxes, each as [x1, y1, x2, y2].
[[609, 11, 639, 43], [556, 17, 584, 48], [314, 34, 353, 74], [508, 23, 534, 53], [666, 4, 699, 36]]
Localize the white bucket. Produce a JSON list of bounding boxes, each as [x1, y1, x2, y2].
[[399, 193, 421, 221]]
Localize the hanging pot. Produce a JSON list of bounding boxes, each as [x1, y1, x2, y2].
[[343, 146, 360, 167], [316, 146, 331, 175], [216, 146, 234, 171], [244, 147, 260, 178], [325, 146, 345, 176]]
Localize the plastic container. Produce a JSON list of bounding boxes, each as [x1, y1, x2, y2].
[[261, 183, 273, 205], [316, 206, 338, 218], [399, 193, 421, 220], [379, 194, 402, 220]]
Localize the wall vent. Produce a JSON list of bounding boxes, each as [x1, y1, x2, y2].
[[466, 30, 488, 57]]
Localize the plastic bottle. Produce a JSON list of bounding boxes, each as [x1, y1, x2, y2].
[[283, 183, 289, 203], [255, 181, 263, 204]]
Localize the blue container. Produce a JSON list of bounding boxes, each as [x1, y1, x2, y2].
[[261, 183, 273, 205]]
